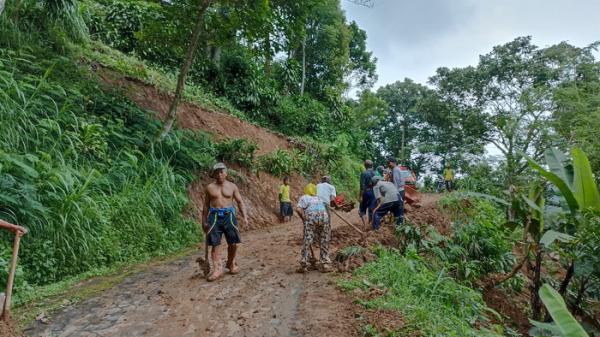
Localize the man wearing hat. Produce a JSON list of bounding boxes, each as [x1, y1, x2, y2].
[[202, 163, 248, 281]]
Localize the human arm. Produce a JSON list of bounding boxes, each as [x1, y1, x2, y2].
[[0, 219, 27, 235], [233, 184, 249, 226]]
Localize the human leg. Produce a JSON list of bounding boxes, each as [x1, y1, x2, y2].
[[397, 190, 405, 225], [208, 244, 224, 281], [300, 220, 315, 270]]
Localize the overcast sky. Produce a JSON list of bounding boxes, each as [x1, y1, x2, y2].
[[342, 0, 600, 89]]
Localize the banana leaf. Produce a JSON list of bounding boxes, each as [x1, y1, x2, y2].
[[571, 148, 600, 212], [545, 148, 573, 188], [525, 153, 579, 217], [538, 284, 589, 337]]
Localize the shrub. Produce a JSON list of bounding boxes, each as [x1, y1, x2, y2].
[[215, 138, 258, 168], [257, 149, 295, 177]]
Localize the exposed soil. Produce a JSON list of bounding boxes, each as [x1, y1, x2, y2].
[[96, 69, 291, 155], [482, 286, 531, 335], [1, 321, 23, 337], [25, 211, 364, 337]]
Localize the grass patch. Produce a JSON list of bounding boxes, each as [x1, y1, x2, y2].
[[341, 248, 510, 337]]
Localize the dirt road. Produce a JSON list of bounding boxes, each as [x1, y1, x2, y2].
[[25, 212, 362, 337]]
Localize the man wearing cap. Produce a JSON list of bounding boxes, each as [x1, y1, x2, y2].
[[370, 175, 402, 230], [358, 160, 376, 227], [387, 157, 405, 225], [202, 163, 248, 281]]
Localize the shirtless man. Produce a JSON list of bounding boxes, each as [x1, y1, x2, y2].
[[202, 163, 248, 281]]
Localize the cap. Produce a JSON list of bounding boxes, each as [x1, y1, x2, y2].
[[212, 162, 227, 174]]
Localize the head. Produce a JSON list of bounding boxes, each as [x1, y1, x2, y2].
[[363, 159, 373, 169], [283, 176, 290, 185], [371, 175, 382, 186], [376, 165, 384, 175], [445, 163, 450, 169], [321, 176, 331, 184], [304, 184, 317, 196], [212, 162, 228, 183], [387, 157, 397, 168]]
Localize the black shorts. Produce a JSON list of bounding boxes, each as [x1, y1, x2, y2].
[[206, 208, 241, 246], [280, 201, 293, 217]]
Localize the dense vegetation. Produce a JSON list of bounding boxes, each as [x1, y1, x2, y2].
[[1, 0, 599, 335]]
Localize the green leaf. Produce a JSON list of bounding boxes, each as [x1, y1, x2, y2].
[[540, 230, 574, 248], [457, 191, 510, 206], [539, 284, 589, 337], [525, 154, 579, 216], [530, 320, 562, 336], [545, 148, 573, 188], [571, 148, 600, 212]]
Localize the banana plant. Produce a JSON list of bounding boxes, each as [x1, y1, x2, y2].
[[529, 284, 589, 337], [525, 148, 600, 317]]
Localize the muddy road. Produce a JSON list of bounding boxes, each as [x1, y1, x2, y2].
[[26, 212, 362, 337]]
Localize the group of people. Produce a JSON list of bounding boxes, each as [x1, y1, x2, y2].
[[358, 157, 405, 231], [199, 157, 409, 282]]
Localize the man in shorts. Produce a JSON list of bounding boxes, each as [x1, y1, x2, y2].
[[202, 163, 249, 281]]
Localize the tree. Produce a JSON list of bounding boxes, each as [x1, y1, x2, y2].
[[347, 21, 377, 90], [159, 0, 214, 140], [430, 37, 558, 186], [375, 79, 430, 164]]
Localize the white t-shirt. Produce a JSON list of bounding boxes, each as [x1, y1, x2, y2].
[[316, 182, 336, 205]]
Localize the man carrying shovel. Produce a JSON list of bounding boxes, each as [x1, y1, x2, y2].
[[200, 163, 248, 282]]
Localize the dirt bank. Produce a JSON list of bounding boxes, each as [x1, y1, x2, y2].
[[97, 69, 291, 156]]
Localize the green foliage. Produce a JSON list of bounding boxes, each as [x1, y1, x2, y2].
[[343, 248, 504, 337], [530, 284, 590, 337], [434, 196, 515, 282], [257, 149, 295, 177], [215, 138, 258, 168], [0, 39, 208, 288]]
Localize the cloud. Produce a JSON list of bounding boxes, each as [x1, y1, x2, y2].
[[343, 0, 600, 87]]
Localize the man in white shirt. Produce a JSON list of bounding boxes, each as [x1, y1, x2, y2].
[[316, 176, 337, 206]]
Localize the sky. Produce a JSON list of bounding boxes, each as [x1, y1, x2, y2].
[[342, 0, 600, 89]]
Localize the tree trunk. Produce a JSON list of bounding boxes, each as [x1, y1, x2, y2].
[[573, 277, 589, 315], [300, 35, 306, 96], [530, 245, 544, 320], [0, 0, 5, 16], [158, 0, 214, 140], [559, 261, 575, 296], [493, 216, 531, 285], [264, 32, 271, 77]]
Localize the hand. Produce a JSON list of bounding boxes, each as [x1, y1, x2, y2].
[[202, 223, 209, 233], [243, 217, 249, 227]]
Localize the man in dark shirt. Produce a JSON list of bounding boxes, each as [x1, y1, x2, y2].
[[359, 160, 376, 227]]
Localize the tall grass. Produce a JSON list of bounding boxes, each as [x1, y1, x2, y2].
[[0, 34, 213, 291]]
